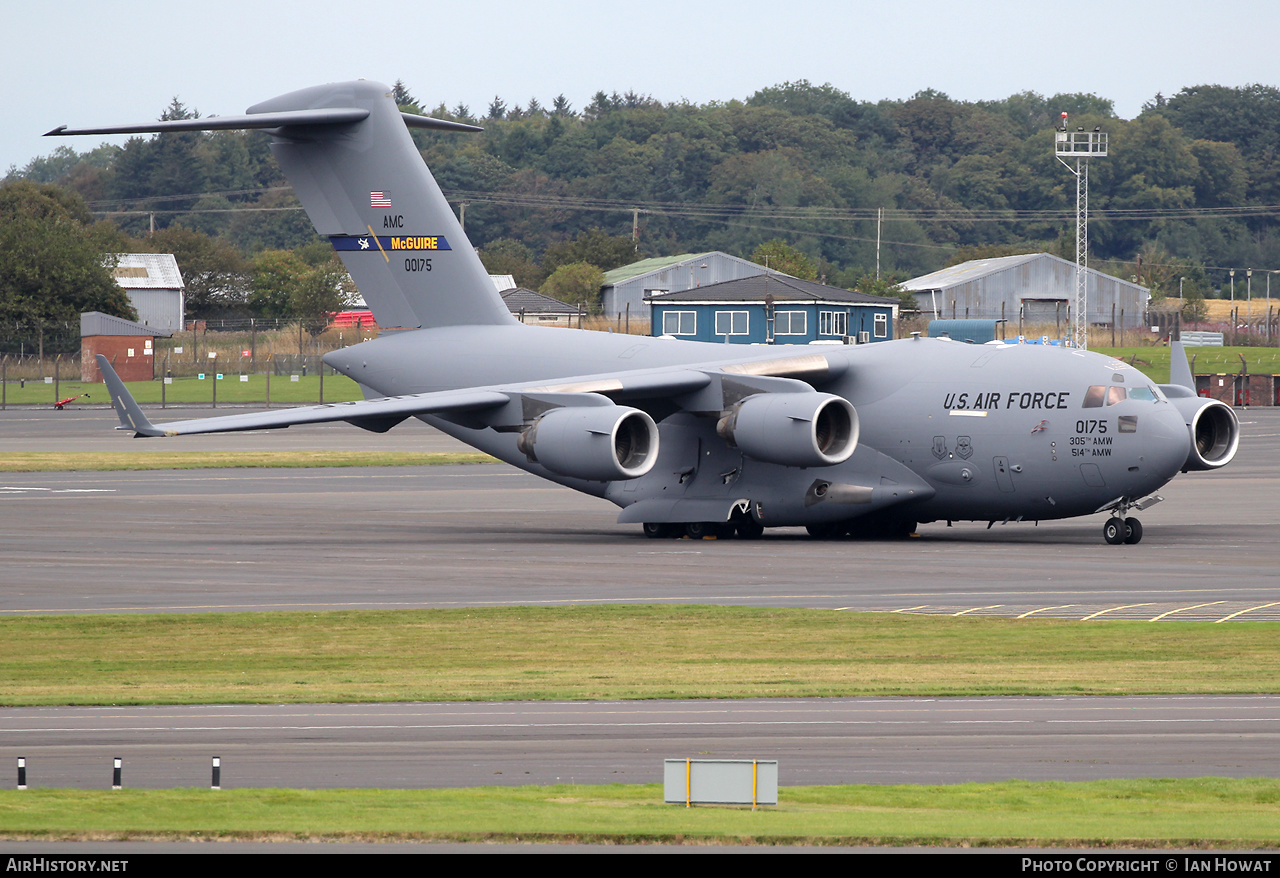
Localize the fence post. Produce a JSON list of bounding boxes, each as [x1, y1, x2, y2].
[[266, 366, 270, 409]]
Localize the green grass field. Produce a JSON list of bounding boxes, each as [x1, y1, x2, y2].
[[1, 780, 1277, 846], [1092, 346, 1280, 385], [1, 607, 1276, 706]]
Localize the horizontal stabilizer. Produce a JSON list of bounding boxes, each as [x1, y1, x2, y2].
[[45, 110, 480, 138]]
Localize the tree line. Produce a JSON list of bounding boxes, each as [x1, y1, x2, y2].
[[6, 79, 1280, 336]]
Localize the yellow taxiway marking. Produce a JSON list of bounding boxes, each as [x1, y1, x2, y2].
[[1080, 603, 1155, 621], [1016, 605, 1077, 619], [1150, 601, 1226, 621], [952, 605, 1004, 616], [1214, 601, 1280, 623]]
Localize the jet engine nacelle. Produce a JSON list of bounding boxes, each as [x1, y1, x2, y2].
[[517, 405, 659, 481], [1169, 395, 1240, 470], [716, 392, 858, 468]]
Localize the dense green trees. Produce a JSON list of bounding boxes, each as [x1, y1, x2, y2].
[[9, 79, 1280, 319], [0, 181, 135, 353]]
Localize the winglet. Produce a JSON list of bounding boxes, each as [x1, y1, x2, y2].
[[95, 355, 166, 437], [1170, 339, 1195, 391]]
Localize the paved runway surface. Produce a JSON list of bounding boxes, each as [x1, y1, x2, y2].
[[1, 407, 1278, 620], [2, 405, 1279, 789], [4, 696, 1279, 789]]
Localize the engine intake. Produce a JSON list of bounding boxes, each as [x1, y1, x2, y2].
[[717, 392, 858, 468], [517, 405, 659, 481], [1171, 397, 1240, 470]]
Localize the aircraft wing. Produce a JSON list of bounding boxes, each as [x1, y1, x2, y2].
[[97, 355, 509, 437], [96, 351, 839, 439], [95, 355, 727, 438]]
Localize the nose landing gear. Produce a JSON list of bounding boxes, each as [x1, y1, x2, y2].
[[1103, 516, 1143, 545], [1100, 494, 1161, 545]]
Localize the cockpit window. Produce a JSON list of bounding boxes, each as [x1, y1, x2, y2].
[[1083, 384, 1134, 407], [1129, 386, 1157, 402]]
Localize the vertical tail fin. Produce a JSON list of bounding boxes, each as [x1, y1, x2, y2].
[[96, 355, 164, 437], [1170, 340, 1195, 391], [49, 80, 514, 331]]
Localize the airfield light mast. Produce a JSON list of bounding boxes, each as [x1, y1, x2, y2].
[[1055, 113, 1107, 350]]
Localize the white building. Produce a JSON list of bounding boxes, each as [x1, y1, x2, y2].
[[110, 253, 185, 334]]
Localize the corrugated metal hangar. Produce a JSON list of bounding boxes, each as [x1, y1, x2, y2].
[[902, 253, 1149, 329], [110, 253, 185, 334], [601, 251, 777, 319]]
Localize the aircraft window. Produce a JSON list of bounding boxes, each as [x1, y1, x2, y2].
[[1082, 385, 1106, 408], [1129, 386, 1157, 402], [1106, 386, 1127, 405]]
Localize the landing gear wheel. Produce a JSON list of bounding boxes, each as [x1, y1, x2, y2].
[[1103, 518, 1125, 545], [735, 517, 764, 540], [1123, 517, 1143, 545], [685, 521, 725, 539], [643, 522, 676, 539]]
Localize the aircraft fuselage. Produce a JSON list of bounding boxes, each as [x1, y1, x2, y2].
[[325, 325, 1192, 530]]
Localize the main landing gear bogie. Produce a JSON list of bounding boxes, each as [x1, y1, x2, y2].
[[642, 519, 763, 540], [1103, 516, 1143, 545]]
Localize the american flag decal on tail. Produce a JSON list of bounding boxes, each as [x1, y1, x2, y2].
[[370, 190, 391, 208]]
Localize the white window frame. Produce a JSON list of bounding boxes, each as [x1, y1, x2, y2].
[[715, 310, 749, 336], [662, 310, 697, 336], [819, 310, 847, 337], [775, 310, 807, 335], [874, 312, 888, 338]]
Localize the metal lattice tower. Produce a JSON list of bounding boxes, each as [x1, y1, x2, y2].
[[1055, 117, 1107, 349]]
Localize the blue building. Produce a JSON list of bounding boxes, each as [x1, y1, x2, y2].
[[647, 275, 898, 345]]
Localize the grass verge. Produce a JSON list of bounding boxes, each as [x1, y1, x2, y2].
[[1, 780, 1277, 846], [1092, 346, 1280, 385], [1, 607, 1277, 705], [0, 451, 495, 472]]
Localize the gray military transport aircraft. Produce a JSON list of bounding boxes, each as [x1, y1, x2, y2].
[[51, 80, 1239, 544]]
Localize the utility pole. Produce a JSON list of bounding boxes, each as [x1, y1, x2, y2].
[[876, 207, 882, 281], [1055, 113, 1107, 350]]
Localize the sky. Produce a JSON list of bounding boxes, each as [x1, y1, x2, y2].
[[5, 0, 1280, 175]]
